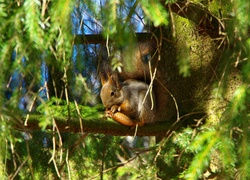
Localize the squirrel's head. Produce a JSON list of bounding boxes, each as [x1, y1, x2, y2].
[[100, 73, 123, 110]]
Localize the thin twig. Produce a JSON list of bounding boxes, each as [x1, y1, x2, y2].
[[168, 3, 176, 37], [9, 158, 28, 180], [74, 99, 84, 133], [66, 149, 71, 180], [155, 78, 180, 122]]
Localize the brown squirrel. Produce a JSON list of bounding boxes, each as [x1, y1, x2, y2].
[[100, 73, 156, 126], [99, 41, 175, 126]]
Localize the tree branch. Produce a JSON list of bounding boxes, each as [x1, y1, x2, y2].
[[73, 32, 154, 45], [18, 115, 180, 137]]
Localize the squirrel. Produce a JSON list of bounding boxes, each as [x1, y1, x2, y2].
[[99, 41, 174, 126], [100, 72, 156, 126]]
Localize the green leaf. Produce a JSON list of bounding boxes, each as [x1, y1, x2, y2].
[[140, 0, 168, 26], [24, 0, 45, 49], [185, 129, 218, 179]]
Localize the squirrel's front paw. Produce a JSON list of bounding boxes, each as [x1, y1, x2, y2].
[[105, 110, 114, 118], [105, 105, 121, 118]]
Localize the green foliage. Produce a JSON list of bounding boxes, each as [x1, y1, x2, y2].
[[0, 1, 74, 178], [208, 0, 232, 18], [184, 128, 218, 179], [180, 1, 250, 179], [84, 0, 169, 46], [140, 0, 169, 26], [36, 97, 102, 129], [173, 127, 193, 151], [1, 0, 250, 179], [24, 0, 44, 49]]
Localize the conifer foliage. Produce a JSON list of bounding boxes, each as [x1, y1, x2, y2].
[[0, 0, 250, 179]]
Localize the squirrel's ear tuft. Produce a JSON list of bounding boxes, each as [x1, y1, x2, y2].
[[100, 71, 108, 85], [99, 65, 112, 85]]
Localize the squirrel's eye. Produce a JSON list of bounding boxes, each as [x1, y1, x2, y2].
[[111, 91, 115, 96], [142, 54, 151, 64]]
